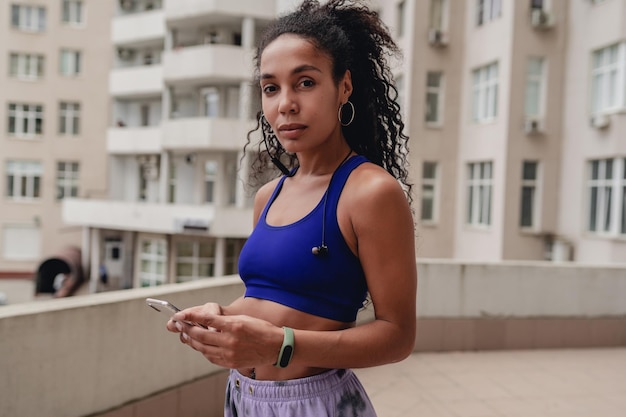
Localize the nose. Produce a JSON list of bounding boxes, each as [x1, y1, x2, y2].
[[277, 91, 298, 114]]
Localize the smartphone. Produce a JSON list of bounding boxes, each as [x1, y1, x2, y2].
[[145, 298, 206, 328]]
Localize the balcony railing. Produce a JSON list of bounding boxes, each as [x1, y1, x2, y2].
[[112, 9, 165, 46], [109, 65, 163, 98], [107, 126, 162, 154], [161, 117, 252, 151], [164, 0, 275, 23], [163, 44, 252, 84]]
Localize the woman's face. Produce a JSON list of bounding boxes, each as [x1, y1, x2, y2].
[[259, 34, 352, 154]]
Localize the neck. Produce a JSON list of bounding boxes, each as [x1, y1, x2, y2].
[[295, 146, 353, 177]]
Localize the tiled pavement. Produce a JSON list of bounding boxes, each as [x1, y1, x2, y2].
[[355, 348, 626, 417]]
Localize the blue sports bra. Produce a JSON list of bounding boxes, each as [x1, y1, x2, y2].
[[238, 155, 369, 322]]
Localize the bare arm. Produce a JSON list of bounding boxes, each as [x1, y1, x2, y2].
[[174, 167, 417, 370]]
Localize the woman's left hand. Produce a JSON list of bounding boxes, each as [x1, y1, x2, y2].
[[173, 311, 284, 369]]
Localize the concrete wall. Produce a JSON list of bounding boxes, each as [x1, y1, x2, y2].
[[1, 261, 625, 417]]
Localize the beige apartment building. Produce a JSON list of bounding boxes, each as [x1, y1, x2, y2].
[[391, 0, 626, 264], [3, 0, 625, 294], [0, 1, 113, 282]]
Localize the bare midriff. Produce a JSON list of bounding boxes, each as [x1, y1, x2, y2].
[[224, 297, 354, 381]]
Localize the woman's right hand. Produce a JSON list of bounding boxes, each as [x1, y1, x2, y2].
[[166, 302, 223, 333]]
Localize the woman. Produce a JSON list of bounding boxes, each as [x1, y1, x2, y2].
[[167, 1, 417, 415]]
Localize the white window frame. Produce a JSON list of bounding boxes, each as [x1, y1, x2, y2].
[[224, 238, 245, 275], [59, 102, 80, 135], [397, 0, 406, 38], [56, 161, 79, 200], [2, 224, 41, 260], [429, 0, 448, 31], [467, 161, 493, 227], [60, 49, 82, 76], [138, 238, 167, 287], [425, 71, 444, 126], [587, 158, 626, 236], [8, 103, 43, 137], [477, 0, 501, 26], [62, 0, 84, 26], [204, 160, 218, 203], [520, 161, 542, 230], [175, 239, 216, 282], [591, 43, 625, 115], [472, 62, 499, 123], [525, 57, 546, 118], [9, 52, 44, 80], [6, 160, 42, 200], [11, 4, 46, 32], [420, 161, 439, 223]]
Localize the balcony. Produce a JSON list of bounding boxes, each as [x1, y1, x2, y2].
[[62, 199, 253, 237], [164, 0, 275, 25], [112, 9, 165, 47], [161, 117, 252, 151], [163, 44, 252, 85], [2, 261, 626, 416], [107, 126, 162, 154], [109, 65, 163, 98]]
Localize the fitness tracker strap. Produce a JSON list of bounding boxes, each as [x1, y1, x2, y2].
[[274, 326, 294, 368]]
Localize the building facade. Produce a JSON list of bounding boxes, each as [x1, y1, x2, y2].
[[62, 0, 280, 291], [390, 0, 626, 263], [3, 0, 625, 291], [0, 0, 113, 277]]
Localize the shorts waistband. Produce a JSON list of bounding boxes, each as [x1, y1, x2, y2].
[[229, 368, 354, 401]]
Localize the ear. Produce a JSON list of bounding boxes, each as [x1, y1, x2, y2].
[[339, 70, 353, 103]]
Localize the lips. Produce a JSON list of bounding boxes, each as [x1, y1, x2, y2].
[[278, 123, 307, 132], [277, 123, 307, 139]]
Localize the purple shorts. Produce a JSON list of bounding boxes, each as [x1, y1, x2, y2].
[[224, 368, 377, 417]]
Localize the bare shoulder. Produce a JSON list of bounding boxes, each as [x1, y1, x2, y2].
[[342, 161, 413, 232], [253, 177, 281, 225], [345, 162, 408, 206]]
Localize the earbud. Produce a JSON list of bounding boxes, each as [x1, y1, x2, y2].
[[311, 245, 329, 256]]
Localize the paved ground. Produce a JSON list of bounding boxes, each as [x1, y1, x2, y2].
[[355, 348, 626, 417]]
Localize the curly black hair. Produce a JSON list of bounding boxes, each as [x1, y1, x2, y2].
[[245, 0, 412, 204]]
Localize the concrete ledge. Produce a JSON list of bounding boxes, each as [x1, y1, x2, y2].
[[415, 317, 626, 352]]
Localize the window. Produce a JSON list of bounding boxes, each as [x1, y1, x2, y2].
[[430, 0, 447, 30], [140, 104, 150, 126], [226, 158, 238, 205], [139, 238, 167, 287], [397, 0, 406, 37], [9, 53, 44, 80], [59, 102, 80, 135], [477, 0, 501, 26], [168, 162, 176, 203], [224, 238, 245, 275], [525, 57, 546, 118], [175, 240, 216, 282], [6, 160, 42, 199], [395, 74, 405, 118], [205, 160, 218, 203], [520, 161, 540, 229], [587, 158, 626, 235], [62, 0, 84, 25], [421, 162, 439, 222], [10, 4, 46, 32], [591, 44, 624, 114], [425, 71, 444, 125], [2, 224, 41, 260], [203, 88, 220, 117], [621, 158, 626, 235], [8, 103, 43, 137], [60, 49, 81, 76], [472, 62, 499, 123], [467, 162, 493, 226], [56, 162, 79, 199]]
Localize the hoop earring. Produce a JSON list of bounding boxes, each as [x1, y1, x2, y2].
[[338, 101, 355, 127]]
